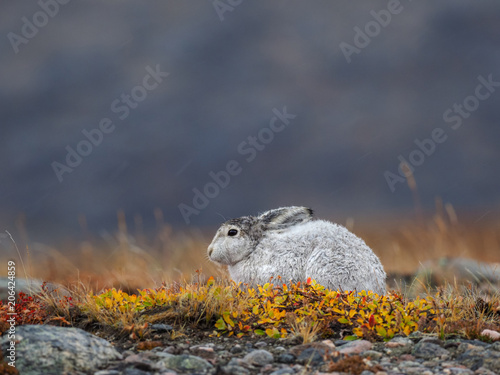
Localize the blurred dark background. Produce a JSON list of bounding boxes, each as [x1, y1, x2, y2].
[[1, 1, 499, 244]]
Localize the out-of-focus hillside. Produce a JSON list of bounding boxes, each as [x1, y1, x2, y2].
[[1, 1, 499, 243]]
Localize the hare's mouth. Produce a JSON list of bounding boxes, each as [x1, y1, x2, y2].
[[207, 248, 238, 266], [208, 255, 233, 266], [207, 246, 228, 265]]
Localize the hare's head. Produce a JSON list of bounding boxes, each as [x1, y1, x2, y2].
[[207, 206, 313, 266]]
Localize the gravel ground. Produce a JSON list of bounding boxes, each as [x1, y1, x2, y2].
[[95, 330, 500, 375], [2, 324, 500, 374]]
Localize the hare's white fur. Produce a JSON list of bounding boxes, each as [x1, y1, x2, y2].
[[208, 206, 386, 295]]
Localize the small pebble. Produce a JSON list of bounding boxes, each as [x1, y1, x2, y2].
[[242, 349, 274, 366], [274, 346, 287, 354], [334, 339, 349, 347], [363, 350, 383, 360], [413, 342, 449, 359], [150, 324, 173, 332], [278, 353, 296, 364], [231, 344, 243, 354], [220, 364, 250, 375], [296, 347, 325, 365], [481, 330, 500, 341], [338, 339, 373, 355], [270, 367, 295, 375]]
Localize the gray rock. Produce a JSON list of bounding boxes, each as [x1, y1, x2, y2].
[[457, 345, 500, 373], [362, 350, 383, 360], [270, 367, 295, 375], [216, 350, 230, 358], [492, 342, 500, 352], [473, 367, 498, 375], [462, 339, 490, 347], [443, 340, 463, 349], [123, 352, 162, 372], [230, 344, 243, 354], [95, 371, 122, 375], [220, 364, 250, 375], [387, 336, 414, 347], [422, 360, 440, 368], [189, 346, 215, 359], [227, 358, 245, 367], [412, 342, 449, 359], [445, 368, 473, 375], [0, 277, 70, 301], [277, 353, 296, 364], [334, 339, 350, 346], [296, 347, 325, 365], [151, 324, 173, 332], [123, 368, 154, 375], [399, 360, 422, 368], [419, 336, 444, 346], [396, 368, 425, 375], [254, 341, 268, 348], [385, 336, 414, 355], [337, 340, 373, 355], [242, 349, 274, 366], [416, 257, 500, 287], [457, 343, 483, 354], [0, 325, 121, 375], [158, 354, 213, 373], [408, 331, 425, 341]]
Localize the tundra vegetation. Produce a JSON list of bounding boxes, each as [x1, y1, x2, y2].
[[1, 206, 499, 356]]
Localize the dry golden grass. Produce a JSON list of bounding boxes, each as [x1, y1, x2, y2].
[[360, 205, 500, 275]]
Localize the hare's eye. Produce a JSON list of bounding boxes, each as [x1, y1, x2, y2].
[[228, 229, 238, 236]]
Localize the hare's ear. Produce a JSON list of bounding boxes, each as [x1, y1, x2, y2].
[[259, 206, 313, 229]]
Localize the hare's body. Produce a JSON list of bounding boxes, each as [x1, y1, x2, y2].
[[208, 207, 386, 295]]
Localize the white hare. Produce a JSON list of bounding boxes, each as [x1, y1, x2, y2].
[[207, 206, 386, 294]]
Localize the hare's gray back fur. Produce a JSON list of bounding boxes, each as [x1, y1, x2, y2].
[[208, 206, 386, 294]]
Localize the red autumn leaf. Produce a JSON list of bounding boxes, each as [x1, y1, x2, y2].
[[369, 314, 375, 328]]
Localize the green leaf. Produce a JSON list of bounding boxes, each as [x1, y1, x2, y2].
[[344, 335, 359, 341], [254, 329, 265, 336], [215, 318, 227, 330], [376, 326, 387, 337]]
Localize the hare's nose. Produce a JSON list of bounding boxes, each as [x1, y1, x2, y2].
[[208, 246, 213, 257]]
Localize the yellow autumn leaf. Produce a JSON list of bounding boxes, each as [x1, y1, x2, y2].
[[223, 313, 235, 328]]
